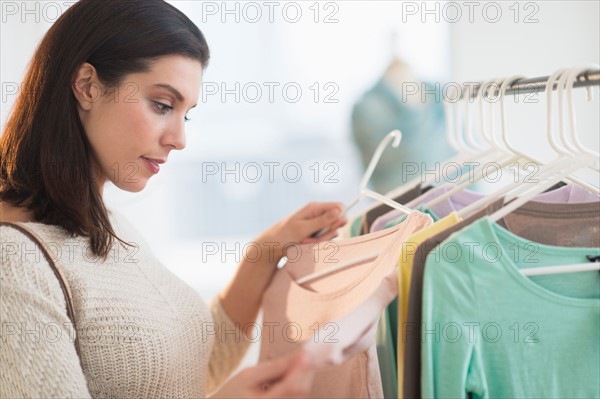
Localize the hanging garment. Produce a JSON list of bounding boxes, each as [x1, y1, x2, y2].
[[498, 198, 600, 248], [259, 212, 432, 399], [395, 212, 464, 396], [371, 182, 596, 233], [421, 216, 600, 398], [375, 290, 400, 399], [342, 183, 430, 239], [403, 199, 600, 398], [378, 186, 594, 398], [303, 264, 399, 368], [372, 189, 481, 399], [359, 185, 434, 235], [533, 183, 600, 203], [370, 185, 471, 232], [341, 184, 431, 399]]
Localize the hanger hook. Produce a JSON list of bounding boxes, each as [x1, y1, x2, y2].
[[359, 130, 402, 190], [556, 67, 581, 154], [443, 85, 461, 152], [499, 75, 526, 155], [481, 77, 505, 149], [466, 81, 488, 151], [544, 69, 569, 156], [564, 65, 600, 160]]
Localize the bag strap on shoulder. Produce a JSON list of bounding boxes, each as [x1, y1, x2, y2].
[[1, 222, 81, 358]]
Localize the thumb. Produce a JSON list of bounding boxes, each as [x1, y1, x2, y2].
[[264, 350, 315, 398], [314, 207, 342, 228], [249, 350, 298, 385]]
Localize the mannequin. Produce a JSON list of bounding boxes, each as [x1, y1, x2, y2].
[[382, 57, 425, 108]]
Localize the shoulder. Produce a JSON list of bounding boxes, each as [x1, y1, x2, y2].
[[1, 223, 69, 314], [0, 225, 92, 397]]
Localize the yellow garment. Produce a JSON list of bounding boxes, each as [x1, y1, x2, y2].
[[397, 212, 462, 398]]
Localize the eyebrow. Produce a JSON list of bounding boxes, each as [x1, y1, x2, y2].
[[153, 83, 197, 108]]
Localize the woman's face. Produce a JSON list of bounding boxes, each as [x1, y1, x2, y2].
[[74, 55, 203, 193]]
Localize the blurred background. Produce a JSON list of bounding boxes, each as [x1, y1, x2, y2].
[[2, 0, 599, 367]]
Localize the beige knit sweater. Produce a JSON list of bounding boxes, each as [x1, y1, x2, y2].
[[0, 209, 250, 398]]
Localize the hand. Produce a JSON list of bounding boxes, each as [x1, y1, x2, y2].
[[218, 203, 347, 333], [208, 348, 315, 399], [258, 202, 347, 256]]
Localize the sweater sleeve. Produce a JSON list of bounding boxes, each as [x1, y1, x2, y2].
[[0, 226, 91, 398], [205, 295, 251, 394]]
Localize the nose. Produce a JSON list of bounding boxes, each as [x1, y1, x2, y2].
[[161, 120, 186, 151]]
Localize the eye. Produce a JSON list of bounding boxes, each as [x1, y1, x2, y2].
[[154, 101, 191, 122], [153, 101, 173, 115]]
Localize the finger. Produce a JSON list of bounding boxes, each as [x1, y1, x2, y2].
[[302, 217, 348, 244], [329, 217, 348, 231], [303, 217, 347, 243], [302, 230, 337, 244], [314, 207, 343, 228], [250, 350, 298, 384], [298, 202, 344, 219], [264, 351, 315, 398], [298, 209, 342, 239]]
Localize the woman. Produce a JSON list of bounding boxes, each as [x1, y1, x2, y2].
[[0, 0, 346, 397]]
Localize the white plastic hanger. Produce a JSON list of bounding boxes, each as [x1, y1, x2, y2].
[[506, 67, 599, 200], [520, 68, 600, 276], [562, 65, 600, 171], [443, 86, 465, 153], [464, 81, 488, 152], [521, 262, 600, 276], [489, 66, 599, 222], [457, 69, 594, 219], [301, 131, 418, 283], [506, 66, 599, 200], [485, 67, 600, 276], [344, 82, 491, 225], [342, 130, 413, 216], [501, 149, 599, 276], [423, 77, 525, 210], [378, 82, 501, 204], [503, 69, 570, 199], [311, 130, 412, 238]]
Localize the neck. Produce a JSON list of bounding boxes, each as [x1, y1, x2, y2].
[[0, 201, 35, 223]]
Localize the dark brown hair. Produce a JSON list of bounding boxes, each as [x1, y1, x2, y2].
[[0, 0, 210, 260]]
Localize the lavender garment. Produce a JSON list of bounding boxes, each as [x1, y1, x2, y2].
[[533, 183, 600, 203], [369, 185, 469, 232], [370, 184, 600, 233]]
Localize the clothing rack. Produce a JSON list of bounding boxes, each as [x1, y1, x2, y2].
[[461, 69, 600, 98]]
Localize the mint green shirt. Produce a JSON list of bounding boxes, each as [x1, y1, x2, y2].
[[383, 205, 440, 230], [350, 215, 363, 237], [422, 217, 600, 398]]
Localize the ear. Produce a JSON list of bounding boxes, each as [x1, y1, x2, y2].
[[71, 62, 104, 111]]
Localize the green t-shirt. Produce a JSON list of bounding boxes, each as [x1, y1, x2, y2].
[[384, 205, 440, 229], [350, 215, 363, 238], [422, 216, 600, 398]]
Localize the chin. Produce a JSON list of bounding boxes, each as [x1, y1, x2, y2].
[[113, 180, 148, 193]]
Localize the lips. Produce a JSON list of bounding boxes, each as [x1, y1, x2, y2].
[[142, 157, 165, 165], [141, 157, 161, 174], [144, 157, 160, 167]]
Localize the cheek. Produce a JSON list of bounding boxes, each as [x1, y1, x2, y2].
[[87, 101, 157, 172], [121, 102, 154, 140], [108, 101, 157, 153]]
